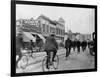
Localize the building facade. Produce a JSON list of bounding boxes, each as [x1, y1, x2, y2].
[[37, 15, 56, 37], [38, 15, 65, 41], [16, 15, 65, 41], [16, 18, 42, 34]]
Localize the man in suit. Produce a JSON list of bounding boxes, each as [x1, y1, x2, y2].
[[65, 37, 72, 58]]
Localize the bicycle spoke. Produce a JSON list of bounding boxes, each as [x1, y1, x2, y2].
[[18, 55, 28, 69], [42, 55, 59, 72]]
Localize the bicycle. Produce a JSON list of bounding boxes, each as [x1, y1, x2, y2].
[[89, 44, 95, 56], [42, 51, 59, 71], [88, 41, 95, 56], [17, 48, 36, 69]]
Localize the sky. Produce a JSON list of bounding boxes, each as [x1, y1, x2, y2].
[[16, 4, 95, 34]]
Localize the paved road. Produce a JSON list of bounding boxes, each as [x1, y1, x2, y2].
[[16, 47, 95, 73]]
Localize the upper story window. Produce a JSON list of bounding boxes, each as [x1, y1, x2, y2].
[[47, 25, 49, 33], [50, 27, 53, 33], [42, 24, 45, 32]]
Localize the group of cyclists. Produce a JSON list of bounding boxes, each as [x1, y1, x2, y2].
[[16, 30, 95, 69]]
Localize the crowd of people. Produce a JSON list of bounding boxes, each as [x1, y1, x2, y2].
[[65, 32, 95, 58], [65, 38, 93, 57]]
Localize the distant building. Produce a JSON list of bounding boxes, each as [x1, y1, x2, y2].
[[64, 32, 68, 42], [16, 15, 65, 41], [37, 15, 65, 41], [16, 19, 23, 35], [76, 33, 91, 41], [67, 30, 73, 40], [16, 18, 42, 34], [64, 32, 78, 41], [54, 18, 65, 41], [37, 15, 56, 37]]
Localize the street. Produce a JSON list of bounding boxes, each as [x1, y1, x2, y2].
[[16, 47, 95, 73]]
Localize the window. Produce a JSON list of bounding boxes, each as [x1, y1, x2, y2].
[[54, 28, 55, 33], [56, 28, 58, 35], [56, 28, 57, 34], [50, 27, 52, 33], [61, 30, 62, 35], [51, 27, 53, 33], [35, 20, 39, 27], [47, 25, 49, 33], [45, 25, 47, 33], [63, 30, 65, 35], [52, 28, 54, 33], [42, 24, 45, 32], [59, 29, 60, 35], [59, 29, 61, 35], [57, 28, 58, 35], [58, 29, 59, 35]]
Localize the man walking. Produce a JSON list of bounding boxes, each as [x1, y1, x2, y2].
[[65, 37, 72, 59], [76, 39, 81, 53], [81, 40, 87, 52]]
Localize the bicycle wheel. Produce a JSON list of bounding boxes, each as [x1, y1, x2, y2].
[[42, 56, 50, 72], [52, 55, 59, 70], [90, 49, 95, 56], [19, 55, 28, 69], [42, 55, 59, 71]]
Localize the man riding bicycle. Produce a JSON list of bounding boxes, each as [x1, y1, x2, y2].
[[44, 32, 58, 69]]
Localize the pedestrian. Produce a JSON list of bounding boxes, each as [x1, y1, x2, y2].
[[38, 39, 44, 52], [72, 39, 76, 52], [87, 39, 91, 49], [81, 40, 87, 52], [76, 39, 81, 53], [65, 37, 72, 59], [30, 40, 33, 50], [29, 40, 34, 57]]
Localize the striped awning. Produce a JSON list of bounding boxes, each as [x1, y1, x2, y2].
[[23, 32, 36, 42]]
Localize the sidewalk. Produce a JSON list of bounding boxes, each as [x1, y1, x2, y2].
[[18, 48, 66, 67], [30, 48, 66, 64]]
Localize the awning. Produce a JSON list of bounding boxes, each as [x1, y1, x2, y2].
[[37, 34, 46, 43], [23, 32, 36, 42], [31, 32, 46, 43]]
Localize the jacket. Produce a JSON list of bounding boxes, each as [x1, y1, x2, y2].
[[44, 36, 58, 51], [65, 38, 72, 48]]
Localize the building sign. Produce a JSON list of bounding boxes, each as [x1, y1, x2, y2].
[[21, 19, 41, 33]]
